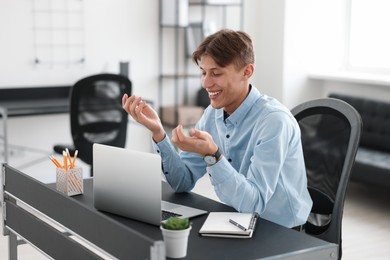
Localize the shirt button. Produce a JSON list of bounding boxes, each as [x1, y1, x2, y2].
[[226, 134, 230, 138], [164, 171, 168, 175], [157, 150, 160, 153], [228, 158, 232, 162]]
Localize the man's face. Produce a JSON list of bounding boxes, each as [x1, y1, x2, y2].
[[199, 55, 250, 115]]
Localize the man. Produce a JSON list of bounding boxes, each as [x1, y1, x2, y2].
[[122, 29, 312, 228]]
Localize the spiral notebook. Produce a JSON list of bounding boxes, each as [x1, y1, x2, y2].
[[199, 212, 259, 238]]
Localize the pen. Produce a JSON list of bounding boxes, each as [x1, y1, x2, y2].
[[229, 218, 247, 231]]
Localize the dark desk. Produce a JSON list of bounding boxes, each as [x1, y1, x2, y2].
[[2, 164, 338, 259], [0, 87, 70, 117]]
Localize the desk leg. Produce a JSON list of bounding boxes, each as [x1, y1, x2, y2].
[[0, 106, 8, 163], [8, 232, 18, 260]]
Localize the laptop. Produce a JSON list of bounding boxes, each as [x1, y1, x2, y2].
[[93, 143, 207, 226]]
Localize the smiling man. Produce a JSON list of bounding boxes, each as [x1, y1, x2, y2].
[[122, 29, 312, 228]]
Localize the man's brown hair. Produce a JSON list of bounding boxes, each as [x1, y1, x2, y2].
[[192, 29, 255, 70]]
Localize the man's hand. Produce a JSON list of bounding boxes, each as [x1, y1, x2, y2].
[[122, 94, 165, 142], [171, 125, 218, 156]]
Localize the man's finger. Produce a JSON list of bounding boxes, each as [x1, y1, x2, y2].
[[189, 128, 208, 141], [171, 127, 179, 143], [175, 125, 188, 142], [122, 94, 127, 107]]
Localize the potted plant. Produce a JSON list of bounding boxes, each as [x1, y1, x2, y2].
[[160, 217, 192, 258]]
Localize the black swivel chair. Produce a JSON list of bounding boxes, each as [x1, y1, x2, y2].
[[54, 73, 132, 175], [291, 98, 362, 259]]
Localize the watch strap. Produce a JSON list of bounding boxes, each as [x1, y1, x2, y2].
[[214, 147, 221, 160]]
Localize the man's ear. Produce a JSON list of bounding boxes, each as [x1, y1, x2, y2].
[[243, 64, 254, 79]]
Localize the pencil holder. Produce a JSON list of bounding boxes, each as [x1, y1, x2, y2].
[[56, 166, 83, 196]]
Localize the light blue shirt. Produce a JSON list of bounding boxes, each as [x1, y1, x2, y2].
[[153, 86, 312, 228]]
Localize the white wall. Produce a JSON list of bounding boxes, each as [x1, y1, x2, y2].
[[0, 0, 323, 110], [243, 0, 284, 101], [245, 0, 348, 109], [244, 0, 324, 109], [83, 0, 159, 101], [284, 0, 390, 107], [2, 0, 390, 112], [246, 0, 390, 109], [0, 0, 159, 103]]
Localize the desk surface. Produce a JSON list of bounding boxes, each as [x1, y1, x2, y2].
[[0, 87, 70, 117], [4, 165, 337, 260], [69, 179, 337, 260]]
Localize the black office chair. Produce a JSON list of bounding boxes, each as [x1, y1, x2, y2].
[[54, 73, 132, 175], [291, 98, 362, 259]]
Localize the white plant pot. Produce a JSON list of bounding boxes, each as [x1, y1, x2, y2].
[[160, 226, 192, 259]]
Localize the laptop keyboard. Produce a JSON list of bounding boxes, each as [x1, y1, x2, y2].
[[162, 210, 182, 221]]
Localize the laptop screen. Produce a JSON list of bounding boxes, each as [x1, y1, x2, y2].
[[93, 144, 163, 225]]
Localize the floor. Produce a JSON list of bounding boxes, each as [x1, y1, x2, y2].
[[1, 137, 390, 259], [341, 181, 390, 259]]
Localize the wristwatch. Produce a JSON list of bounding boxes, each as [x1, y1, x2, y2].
[[204, 147, 222, 166]]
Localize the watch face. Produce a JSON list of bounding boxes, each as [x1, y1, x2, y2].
[[204, 155, 217, 165]]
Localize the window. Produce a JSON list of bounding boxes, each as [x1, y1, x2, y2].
[[346, 0, 390, 73]]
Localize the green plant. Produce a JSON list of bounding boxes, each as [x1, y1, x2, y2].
[[161, 217, 190, 230]]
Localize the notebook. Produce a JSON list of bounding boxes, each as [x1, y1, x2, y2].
[[93, 143, 207, 226], [199, 212, 259, 238]]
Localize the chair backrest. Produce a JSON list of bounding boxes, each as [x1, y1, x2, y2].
[[70, 73, 132, 166], [291, 98, 362, 259]]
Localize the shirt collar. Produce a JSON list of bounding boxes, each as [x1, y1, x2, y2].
[[217, 85, 261, 125]]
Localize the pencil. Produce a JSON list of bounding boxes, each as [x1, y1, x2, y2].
[[63, 151, 68, 171], [72, 150, 78, 167], [49, 155, 62, 168], [66, 148, 73, 169]]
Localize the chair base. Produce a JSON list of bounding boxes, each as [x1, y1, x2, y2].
[[53, 144, 76, 155]]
